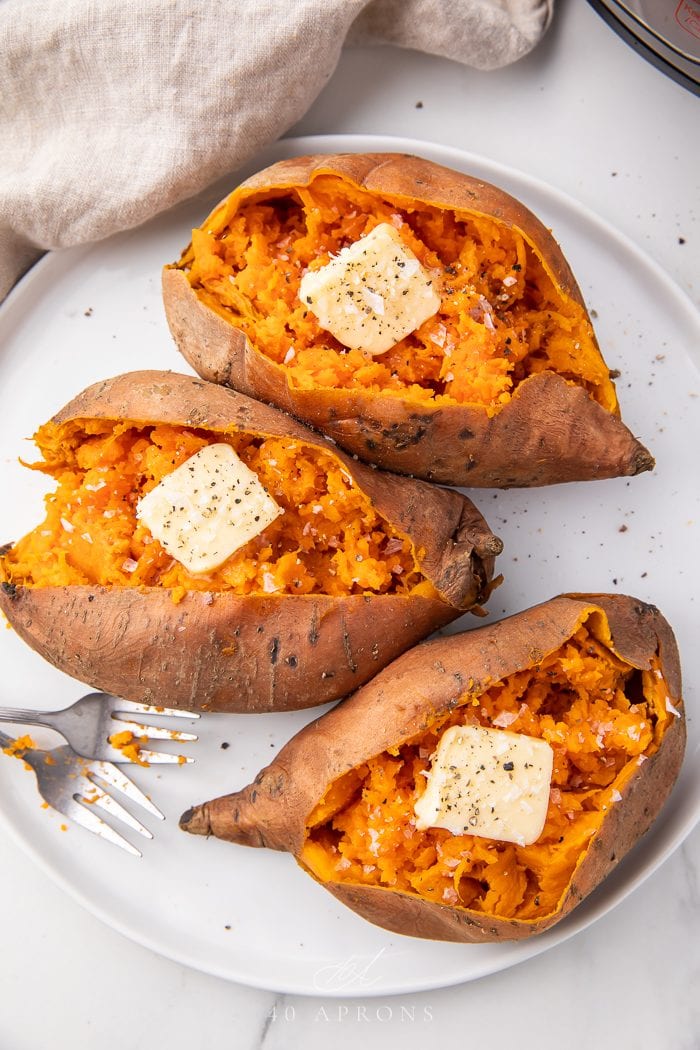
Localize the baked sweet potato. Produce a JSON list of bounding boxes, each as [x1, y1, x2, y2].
[[163, 153, 653, 487], [180, 594, 684, 940], [0, 370, 501, 713]]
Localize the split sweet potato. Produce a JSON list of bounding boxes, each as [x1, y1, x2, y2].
[[180, 594, 684, 939], [164, 153, 653, 486], [0, 370, 501, 712]]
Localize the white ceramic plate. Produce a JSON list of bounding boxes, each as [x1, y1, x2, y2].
[[0, 135, 698, 997]]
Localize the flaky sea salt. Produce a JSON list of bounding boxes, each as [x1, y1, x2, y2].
[[429, 324, 447, 348], [493, 710, 518, 729]]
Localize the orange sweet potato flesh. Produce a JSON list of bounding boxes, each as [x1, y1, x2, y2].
[[163, 153, 653, 487], [180, 594, 685, 939], [0, 371, 501, 713]]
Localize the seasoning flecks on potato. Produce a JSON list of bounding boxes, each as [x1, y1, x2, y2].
[[136, 441, 283, 576], [413, 724, 554, 846], [298, 222, 441, 356]]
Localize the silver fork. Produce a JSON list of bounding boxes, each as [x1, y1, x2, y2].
[[0, 692, 199, 764], [0, 728, 164, 856]]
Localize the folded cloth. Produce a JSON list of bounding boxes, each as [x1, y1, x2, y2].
[[1, 0, 553, 300]]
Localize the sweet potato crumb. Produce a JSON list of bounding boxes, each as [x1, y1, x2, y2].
[[108, 730, 150, 766], [2, 734, 36, 759]]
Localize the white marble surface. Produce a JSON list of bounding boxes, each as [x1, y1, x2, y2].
[[1, 3, 698, 1047]]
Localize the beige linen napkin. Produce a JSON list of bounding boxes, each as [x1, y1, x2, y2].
[[1, 0, 552, 299]]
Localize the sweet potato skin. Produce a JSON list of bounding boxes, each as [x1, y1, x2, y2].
[[0, 371, 501, 713], [180, 594, 685, 936], [0, 587, 459, 713], [163, 153, 653, 487]]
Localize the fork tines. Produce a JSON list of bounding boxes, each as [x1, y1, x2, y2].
[[11, 738, 165, 856], [107, 699, 199, 765]]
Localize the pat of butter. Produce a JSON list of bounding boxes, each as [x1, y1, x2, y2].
[[136, 443, 282, 575], [298, 222, 441, 357], [414, 725, 554, 847]]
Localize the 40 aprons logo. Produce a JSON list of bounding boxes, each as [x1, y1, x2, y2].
[[270, 1002, 434, 1024]]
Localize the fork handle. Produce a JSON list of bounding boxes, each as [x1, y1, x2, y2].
[[0, 708, 57, 731]]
